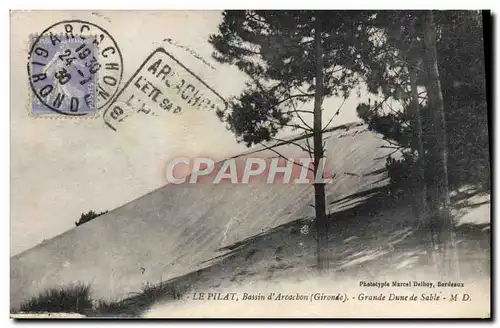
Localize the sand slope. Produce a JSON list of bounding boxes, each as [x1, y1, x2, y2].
[[11, 123, 392, 308]]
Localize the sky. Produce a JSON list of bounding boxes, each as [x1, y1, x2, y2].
[[10, 10, 366, 256]]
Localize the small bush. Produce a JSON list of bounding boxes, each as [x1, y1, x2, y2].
[[386, 151, 420, 194], [15, 280, 188, 317], [140, 281, 186, 302], [91, 299, 129, 317], [75, 210, 109, 227], [19, 283, 92, 314]]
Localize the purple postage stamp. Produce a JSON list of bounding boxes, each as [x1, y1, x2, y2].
[[27, 20, 124, 117], [29, 35, 98, 115]]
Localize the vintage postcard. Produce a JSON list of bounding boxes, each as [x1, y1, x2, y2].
[[10, 10, 491, 318]]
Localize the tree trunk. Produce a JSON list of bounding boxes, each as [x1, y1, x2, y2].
[[408, 15, 429, 240], [313, 15, 328, 271], [422, 10, 454, 275], [410, 65, 428, 228]]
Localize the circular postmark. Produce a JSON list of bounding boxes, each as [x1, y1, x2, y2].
[[27, 20, 124, 116]]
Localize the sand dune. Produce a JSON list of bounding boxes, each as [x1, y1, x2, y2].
[[11, 122, 392, 308]]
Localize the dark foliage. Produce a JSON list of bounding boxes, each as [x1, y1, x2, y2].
[[15, 280, 188, 317], [75, 210, 109, 227], [19, 283, 92, 314], [436, 11, 490, 190], [356, 11, 489, 191], [90, 281, 188, 317], [385, 152, 420, 193], [209, 10, 374, 146]]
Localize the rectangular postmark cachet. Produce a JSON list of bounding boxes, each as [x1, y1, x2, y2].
[[27, 20, 124, 117], [103, 47, 227, 131]]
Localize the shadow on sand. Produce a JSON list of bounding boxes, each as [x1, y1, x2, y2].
[[88, 184, 490, 317]]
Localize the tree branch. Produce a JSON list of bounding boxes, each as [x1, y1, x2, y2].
[[369, 94, 392, 114], [283, 123, 314, 133], [322, 97, 347, 132], [374, 147, 401, 159], [271, 137, 311, 155], [247, 12, 267, 24], [293, 110, 314, 114], [287, 100, 313, 131], [385, 100, 399, 114], [278, 93, 315, 105], [305, 133, 313, 157], [379, 145, 402, 150], [383, 138, 402, 147], [259, 142, 315, 173], [296, 87, 315, 97]]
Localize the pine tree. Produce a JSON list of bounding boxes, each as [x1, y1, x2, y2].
[[209, 10, 372, 270]]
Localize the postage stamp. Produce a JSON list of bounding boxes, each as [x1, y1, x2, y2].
[[102, 47, 227, 130], [27, 20, 123, 117]]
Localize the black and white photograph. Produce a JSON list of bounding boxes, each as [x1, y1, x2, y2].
[[9, 9, 492, 318]]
